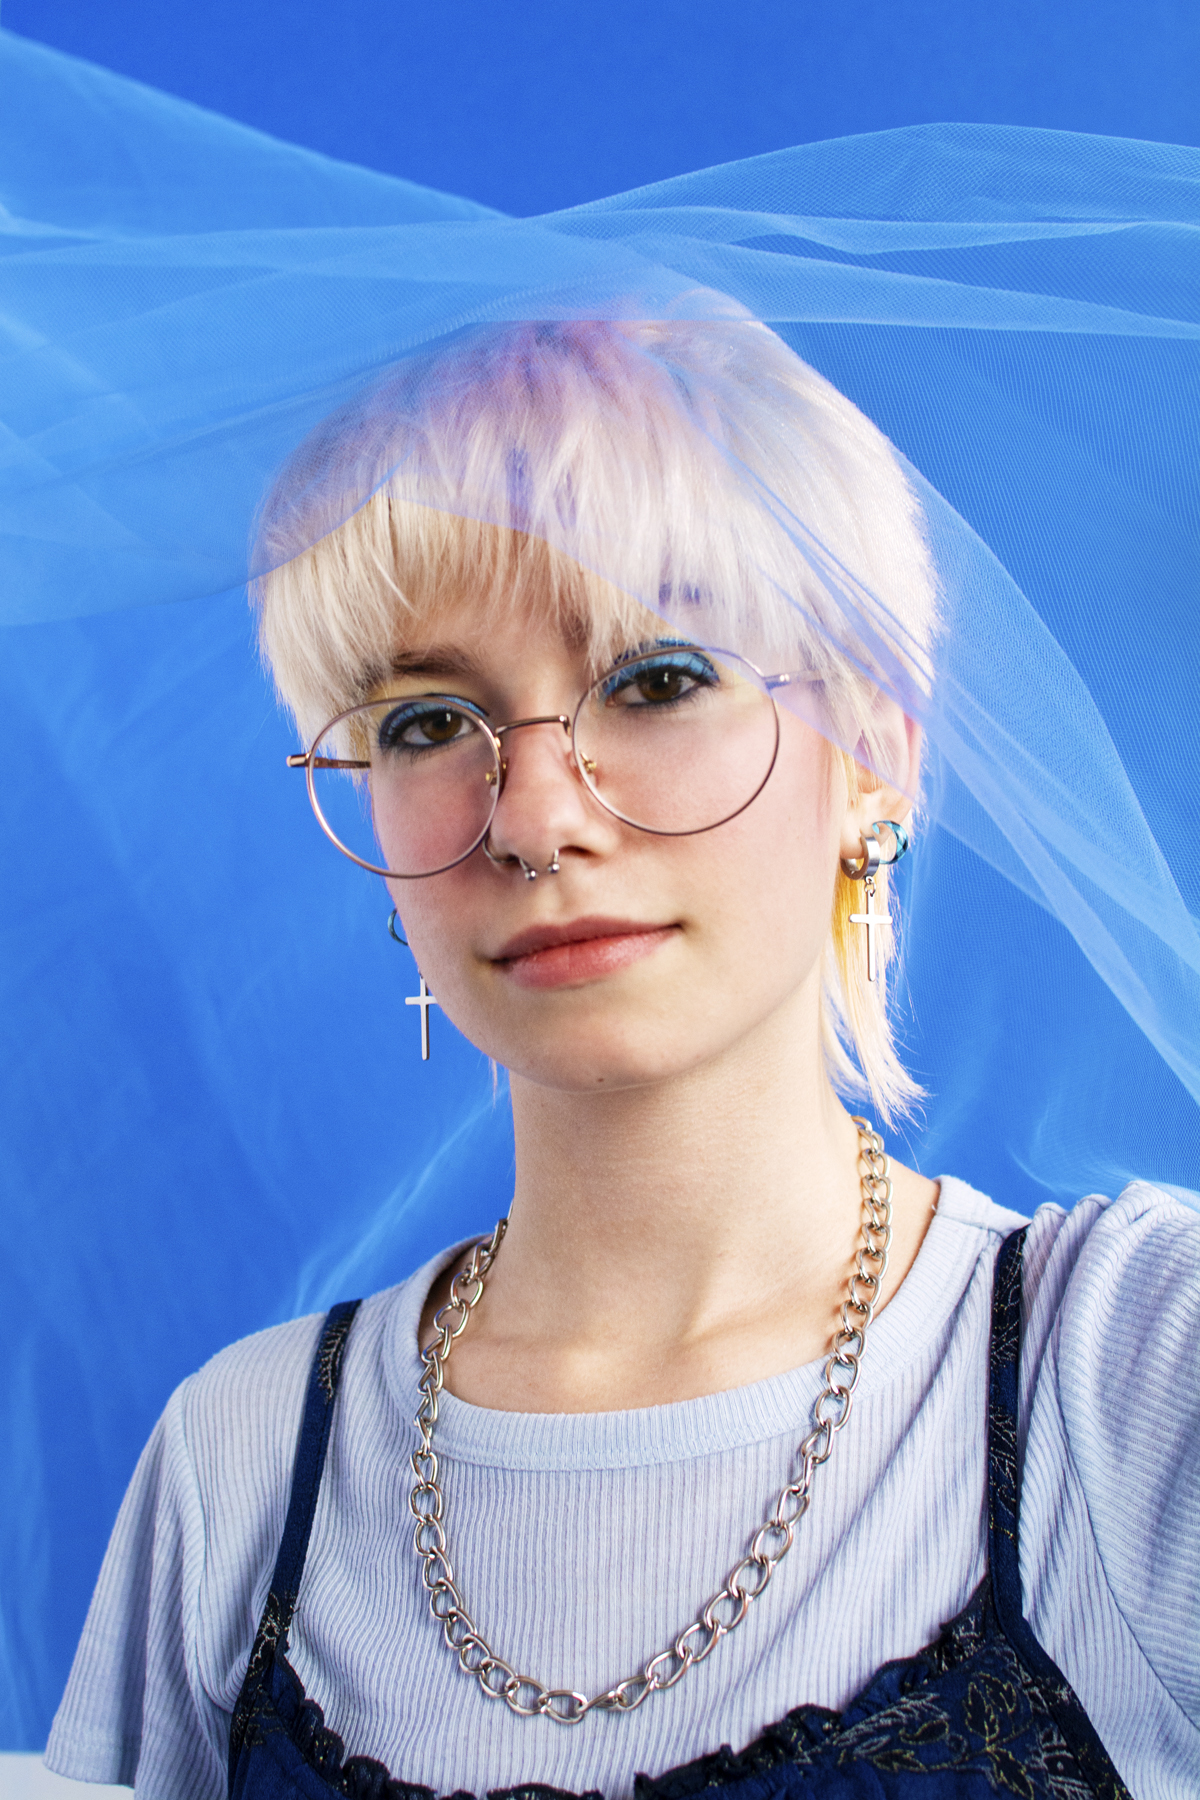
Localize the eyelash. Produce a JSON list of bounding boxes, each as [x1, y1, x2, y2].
[[377, 701, 485, 753], [599, 648, 719, 702]]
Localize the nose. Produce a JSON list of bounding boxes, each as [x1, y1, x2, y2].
[[483, 714, 614, 874]]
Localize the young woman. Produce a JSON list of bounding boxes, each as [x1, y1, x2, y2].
[[44, 317, 1198, 1799]]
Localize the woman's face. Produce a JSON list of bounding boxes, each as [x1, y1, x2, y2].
[[381, 594, 870, 1094]]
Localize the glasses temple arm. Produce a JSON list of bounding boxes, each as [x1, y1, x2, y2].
[[285, 753, 370, 769]]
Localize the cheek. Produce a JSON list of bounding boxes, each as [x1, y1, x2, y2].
[[384, 872, 473, 973], [604, 720, 840, 1031], [734, 711, 839, 874], [707, 750, 839, 973]]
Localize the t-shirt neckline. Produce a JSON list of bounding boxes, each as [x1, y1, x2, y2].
[[379, 1174, 1025, 1471]]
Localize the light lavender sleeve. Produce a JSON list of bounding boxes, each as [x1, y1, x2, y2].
[[46, 1308, 325, 1800], [1058, 1188, 1200, 1724], [1018, 1183, 1200, 1790], [45, 1391, 224, 1799]]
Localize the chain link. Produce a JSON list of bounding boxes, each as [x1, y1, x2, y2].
[[410, 1116, 892, 1724]]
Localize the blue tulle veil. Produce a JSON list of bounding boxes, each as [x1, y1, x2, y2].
[[1, 26, 1198, 1746]]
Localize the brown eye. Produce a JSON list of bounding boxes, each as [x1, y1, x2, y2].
[[636, 666, 687, 703], [417, 708, 465, 744], [597, 648, 719, 710], [378, 702, 477, 754]]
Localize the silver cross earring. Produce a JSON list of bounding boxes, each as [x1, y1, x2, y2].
[[840, 821, 910, 984], [387, 910, 439, 1061]]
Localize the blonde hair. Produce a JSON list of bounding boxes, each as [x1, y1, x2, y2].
[[254, 308, 939, 1122]]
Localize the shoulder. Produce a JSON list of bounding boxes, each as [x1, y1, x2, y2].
[[171, 1245, 460, 1493], [931, 1174, 1199, 1463], [169, 1238, 474, 1528], [931, 1173, 1030, 1243], [172, 1308, 325, 1465], [1018, 1178, 1199, 1371], [935, 1173, 1197, 1357], [1028, 1174, 1200, 1417], [971, 1178, 1200, 1434], [1014, 1181, 1200, 1499], [47, 1243, 464, 1776]]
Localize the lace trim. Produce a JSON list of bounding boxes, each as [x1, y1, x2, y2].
[[317, 1310, 357, 1402], [267, 1649, 602, 1800], [230, 1586, 295, 1765], [242, 1580, 1119, 1800]]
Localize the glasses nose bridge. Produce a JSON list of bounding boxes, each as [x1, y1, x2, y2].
[[492, 712, 574, 784], [493, 713, 572, 744]]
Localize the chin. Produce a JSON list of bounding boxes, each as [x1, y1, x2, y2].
[[493, 1010, 732, 1094]]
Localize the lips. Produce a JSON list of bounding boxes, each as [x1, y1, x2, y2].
[[492, 917, 678, 989]]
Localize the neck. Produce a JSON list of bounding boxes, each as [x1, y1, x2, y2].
[[507, 985, 859, 1327], [423, 985, 938, 1412]]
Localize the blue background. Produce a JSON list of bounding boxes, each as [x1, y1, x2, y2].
[[5, 0, 1198, 214], [2, 0, 1197, 1752]]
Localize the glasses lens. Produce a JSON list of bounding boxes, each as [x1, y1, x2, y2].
[[310, 698, 499, 876], [574, 646, 779, 835]]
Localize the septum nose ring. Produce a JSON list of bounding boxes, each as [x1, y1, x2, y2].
[[515, 850, 561, 880], [483, 836, 561, 880]]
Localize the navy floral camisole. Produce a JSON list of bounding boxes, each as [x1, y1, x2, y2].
[[227, 1231, 1131, 1800]]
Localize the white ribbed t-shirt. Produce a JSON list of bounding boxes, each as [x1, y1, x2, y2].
[[46, 1179, 1200, 1800]]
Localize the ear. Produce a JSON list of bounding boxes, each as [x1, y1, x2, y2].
[[838, 700, 923, 867]]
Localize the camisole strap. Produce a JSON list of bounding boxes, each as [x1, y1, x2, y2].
[[229, 1299, 361, 1774], [987, 1228, 1129, 1798], [265, 1300, 363, 1622]]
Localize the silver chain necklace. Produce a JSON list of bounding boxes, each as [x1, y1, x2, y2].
[[409, 1115, 893, 1726]]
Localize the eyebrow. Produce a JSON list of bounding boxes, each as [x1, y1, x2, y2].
[[386, 648, 484, 680], [612, 635, 699, 664], [385, 633, 698, 686]]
